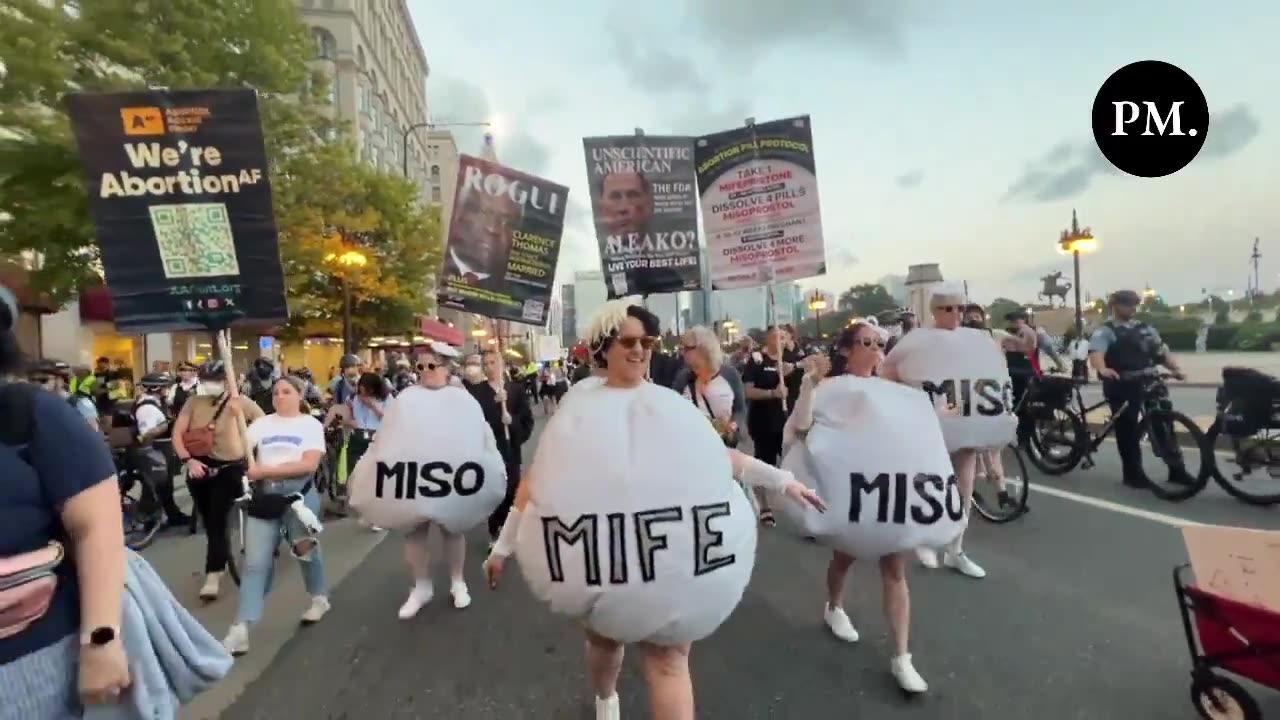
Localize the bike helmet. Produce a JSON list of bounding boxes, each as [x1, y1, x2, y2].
[[28, 358, 72, 379], [251, 356, 274, 379], [197, 359, 227, 381], [339, 353, 361, 370], [1109, 289, 1142, 307], [291, 366, 313, 382], [139, 372, 173, 390]]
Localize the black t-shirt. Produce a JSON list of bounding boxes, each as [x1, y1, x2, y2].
[[742, 348, 804, 430]]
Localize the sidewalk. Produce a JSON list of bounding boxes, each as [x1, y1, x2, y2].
[[144, 480, 388, 719], [1165, 351, 1280, 386]]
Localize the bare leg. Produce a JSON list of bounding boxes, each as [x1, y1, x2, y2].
[[944, 450, 987, 578], [584, 629, 625, 701], [638, 642, 694, 720], [878, 553, 910, 656], [398, 522, 435, 619], [442, 528, 471, 608], [826, 551, 853, 608]]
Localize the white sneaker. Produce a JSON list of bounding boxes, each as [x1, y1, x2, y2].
[[823, 604, 860, 643], [398, 582, 434, 619], [943, 551, 987, 579], [915, 547, 940, 569], [222, 623, 249, 656], [595, 693, 620, 720], [358, 518, 385, 532], [199, 572, 221, 601], [301, 595, 331, 625], [890, 653, 928, 693], [451, 582, 472, 609]]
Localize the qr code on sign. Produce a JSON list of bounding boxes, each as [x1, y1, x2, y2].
[[149, 203, 241, 278], [521, 299, 545, 322]]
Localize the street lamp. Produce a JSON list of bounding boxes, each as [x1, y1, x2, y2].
[[325, 250, 368, 354], [1057, 208, 1097, 352], [807, 289, 827, 337], [722, 320, 738, 340], [402, 120, 492, 179]]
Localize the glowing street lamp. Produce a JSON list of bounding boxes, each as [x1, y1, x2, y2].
[[325, 250, 369, 354], [807, 289, 828, 337], [1057, 209, 1097, 351]]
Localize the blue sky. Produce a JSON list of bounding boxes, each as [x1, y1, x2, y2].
[[408, 0, 1277, 304]]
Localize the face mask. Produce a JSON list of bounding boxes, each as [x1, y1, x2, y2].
[[463, 365, 484, 383], [200, 381, 225, 396], [344, 372, 359, 384]]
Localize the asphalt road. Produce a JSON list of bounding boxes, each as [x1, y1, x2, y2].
[[224, 411, 1279, 719]]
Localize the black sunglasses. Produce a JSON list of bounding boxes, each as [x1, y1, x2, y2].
[[857, 337, 887, 349], [616, 336, 658, 350], [934, 305, 959, 313], [417, 362, 441, 372]]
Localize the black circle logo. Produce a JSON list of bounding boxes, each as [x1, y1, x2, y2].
[[1091, 60, 1209, 178]]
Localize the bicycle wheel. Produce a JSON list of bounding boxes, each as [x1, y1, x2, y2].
[[971, 443, 1030, 523], [224, 505, 243, 586], [1024, 407, 1086, 475], [1143, 409, 1211, 501], [1202, 418, 1280, 506]]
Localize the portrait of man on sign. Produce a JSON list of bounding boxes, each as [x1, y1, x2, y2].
[[443, 183, 522, 290], [597, 170, 654, 239]]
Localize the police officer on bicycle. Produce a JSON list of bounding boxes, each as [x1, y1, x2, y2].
[[1087, 290, 1187, 488], [133, 372, 191, 528]]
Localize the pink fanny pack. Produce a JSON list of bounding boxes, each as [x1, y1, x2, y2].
[[0, 541, 65, 639]]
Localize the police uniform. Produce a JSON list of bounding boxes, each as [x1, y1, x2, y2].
[[1088, 319, 1166, 485]]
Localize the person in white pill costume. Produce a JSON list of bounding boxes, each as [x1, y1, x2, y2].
[[483, 300, 825, 720]]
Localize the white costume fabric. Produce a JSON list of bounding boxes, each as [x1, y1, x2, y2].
[[780, 375, 966, 558], [515, 382, 756, 645], [883, 327, 1016, 452], [348, 385, 506, 532]]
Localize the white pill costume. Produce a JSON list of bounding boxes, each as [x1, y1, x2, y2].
[[348, 384, 507, 533], [779, 375, 966, 558], [882, 327, 1016, 452], [515, 381, 757, 645]]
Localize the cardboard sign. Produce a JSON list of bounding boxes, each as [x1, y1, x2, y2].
[[1182, 524, 1280, 613]]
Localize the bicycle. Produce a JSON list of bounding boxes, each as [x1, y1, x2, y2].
[[116, 451, 162, 552], [1017, 368, 1210, 501], [971, 442, 1031, 523], [1200, 367, 1280, 506]]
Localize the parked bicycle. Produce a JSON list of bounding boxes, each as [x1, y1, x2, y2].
[[1200, 367, 1280, 506], [1016, 368, 1210, 501]]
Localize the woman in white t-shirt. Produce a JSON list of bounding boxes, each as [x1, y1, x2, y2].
[[222, 376, 329, 657], [679, 325, 737, 444]]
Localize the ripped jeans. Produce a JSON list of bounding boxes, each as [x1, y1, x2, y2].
[[234, 478, 327, 624]]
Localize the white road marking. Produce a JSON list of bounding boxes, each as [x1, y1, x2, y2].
[[1029, 482, 1202, 528]]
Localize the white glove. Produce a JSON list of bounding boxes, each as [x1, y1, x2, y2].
[[490, 509, 523, 557]]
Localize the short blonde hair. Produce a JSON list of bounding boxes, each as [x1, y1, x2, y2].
[[684, 325, 724, 370]]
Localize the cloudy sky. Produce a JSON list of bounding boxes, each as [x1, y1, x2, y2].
[[408, 0, 1277, 304]]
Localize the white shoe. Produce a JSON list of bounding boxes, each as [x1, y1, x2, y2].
[[890, 653, 928, 693], [451, 582, 472, 609], [943, 551, 987, 579], [823, 604, 860, 643], [199, 572, 221, 601], [915, 547, 939, 569], [358, 518, 385, 532], [222, 623, 249, 656], [301, 595, 331, 624], [398, 582, 434, 619], [595, 693, 620, 720]]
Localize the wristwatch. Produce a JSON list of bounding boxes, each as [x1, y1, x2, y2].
[[80, 626, 117, 647]]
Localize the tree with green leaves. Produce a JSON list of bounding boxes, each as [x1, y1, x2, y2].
[[272, 140, 442, 346], [837, 283, 898, 316], [0, 0, 331, 304]]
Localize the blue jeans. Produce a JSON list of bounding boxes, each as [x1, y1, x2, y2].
[[234, 479, 327, 624]]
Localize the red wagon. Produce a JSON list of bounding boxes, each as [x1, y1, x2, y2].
[[1174, 563, 1280, 719]]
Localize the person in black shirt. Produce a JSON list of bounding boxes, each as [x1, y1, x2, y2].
[[741, 325, 804, 525], [464, 349, 535, 544]]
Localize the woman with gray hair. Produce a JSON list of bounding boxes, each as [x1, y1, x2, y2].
[[678, 325, 738, 447]]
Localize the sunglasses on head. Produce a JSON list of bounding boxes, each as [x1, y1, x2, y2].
[[616, 335, 658, 350]]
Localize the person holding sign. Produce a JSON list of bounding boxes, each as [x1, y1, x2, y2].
[[484, 300, 824, 720], [879, 289, 1016, 579], [347, 342, 506, 620], [780, 323, 934, 693]]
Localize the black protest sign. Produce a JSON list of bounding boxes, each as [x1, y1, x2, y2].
[[583, 135, 702, 298], [437, 155, 567, 325], [65, 88, 286, 332]]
